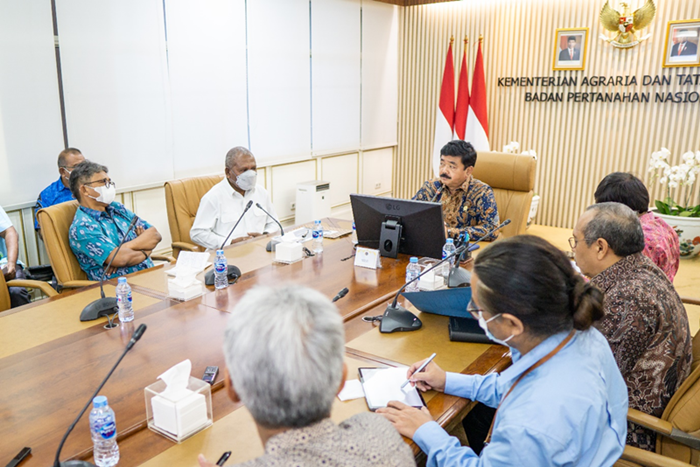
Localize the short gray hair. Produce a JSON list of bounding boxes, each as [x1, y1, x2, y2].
[[583, 202, 645, 257], [223, 285, 344, 428], [69, 160, 108, 201], [225, 147, 253, 170]]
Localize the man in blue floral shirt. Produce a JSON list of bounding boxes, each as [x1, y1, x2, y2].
[[68, 161, 162, 281], [34, 148, 85, 238], [414, 140, 499, 241]]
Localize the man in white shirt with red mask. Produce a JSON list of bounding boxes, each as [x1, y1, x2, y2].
[[191, 147, 279, 251]]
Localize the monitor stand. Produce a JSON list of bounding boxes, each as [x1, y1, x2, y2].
[[379, 219, 402, 258]]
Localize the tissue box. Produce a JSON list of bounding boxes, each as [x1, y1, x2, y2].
[[145, 376, 213, 443], [275, 241, 302, 263], [419, 269, 444, 291], [167, 278, 204, 301]]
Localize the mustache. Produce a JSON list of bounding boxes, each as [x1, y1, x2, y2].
[[440, 174, 451, 180]]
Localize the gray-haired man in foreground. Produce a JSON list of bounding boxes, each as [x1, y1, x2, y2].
[[198, 285, 415, 467]]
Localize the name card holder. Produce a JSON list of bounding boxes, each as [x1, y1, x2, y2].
[[354, 247, 381, 270]]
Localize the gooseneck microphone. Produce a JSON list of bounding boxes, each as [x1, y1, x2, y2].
[[53, 324, 147, 467], [332, 287, 349, 303], [430, 182, 444, 203], [378, 244, 467, 333], [204, 200, 253, 286], [448, 219, 512, 288], [80, 216, 140, 322], [255, 203, 285, 252]]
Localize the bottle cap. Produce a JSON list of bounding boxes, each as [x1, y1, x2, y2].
[[216, 249, 224, 255], [315, 220, 321, 224], [117, 277, 126, 284], [410, 257, 418, 263], [446, 238, 454, 243], [93, 395, 108, 408]]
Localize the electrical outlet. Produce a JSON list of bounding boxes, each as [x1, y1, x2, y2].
[[375, 182, 381, 190], [291, 202, 296, 211]]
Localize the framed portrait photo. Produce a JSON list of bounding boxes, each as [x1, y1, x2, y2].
[[553, 28, 588, 71], [663, 19, 700, 68]]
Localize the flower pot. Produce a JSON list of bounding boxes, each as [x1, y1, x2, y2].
[[527, 195, 540, 228], [653, 211, 700, 259]]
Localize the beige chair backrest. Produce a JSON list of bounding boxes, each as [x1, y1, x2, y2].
[[471, 151, 537, 238], [36, 200, 90, 286], [164, 175, 224, 257], [655, 330, 700, 464]]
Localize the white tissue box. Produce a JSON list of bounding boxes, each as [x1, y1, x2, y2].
[[419, 269, 444, 291], [275, 241, 302, 263], [145, 377, 213, 443], [167, 278, 204, 301]]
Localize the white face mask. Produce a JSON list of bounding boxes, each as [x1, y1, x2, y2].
[[87, 184, 116, 205], [478, 310, 514, 347], [61, 168, 73, 181], [235, 170, 257, 192]]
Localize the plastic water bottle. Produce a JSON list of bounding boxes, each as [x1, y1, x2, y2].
[[351, 222, 358, 245], [214, 249, 228, 290], [441, 238, 456, 278], [89, 395, 119, 467], [312, 220, 324, 253], [116, 277, 133, 322], [405, 257, 421, 292]]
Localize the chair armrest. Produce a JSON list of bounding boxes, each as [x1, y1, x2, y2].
[[680, 296, 700, 306], [152, 254, 176, 263], [172, 242, 204, 252], [7, 279, 58, 297], [628, 409, 700, 451], [619, 445, 694, 467], [61, 280, 97, 288], [628, 409, 673, 436]]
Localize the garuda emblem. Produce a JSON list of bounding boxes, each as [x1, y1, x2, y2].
[[599, 0, 656, 48]]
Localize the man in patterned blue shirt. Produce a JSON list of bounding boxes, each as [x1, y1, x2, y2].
[[414, 141, 499, 242], [68, 161, 162, 281], [34, 148, 85, 239]]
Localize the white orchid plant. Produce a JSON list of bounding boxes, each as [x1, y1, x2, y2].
[[648, 148, 700, 217], [503, 141, 537, 159]]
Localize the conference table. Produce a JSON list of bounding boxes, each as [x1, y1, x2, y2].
[[0, 218, 511, 466]]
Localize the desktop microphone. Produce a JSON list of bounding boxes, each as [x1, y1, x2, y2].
[[204, 200, 253, 286], [255, 203, 285, 252], [429, 183, 444, 203], [53, 324, 147, 467], [80, 216, 139, 322], [379, 244, 467, 333], [331, 287, 349, 303], [448, 219, 512, 288]]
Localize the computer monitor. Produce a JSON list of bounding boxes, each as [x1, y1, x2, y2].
[[350, 194, 445, 259]]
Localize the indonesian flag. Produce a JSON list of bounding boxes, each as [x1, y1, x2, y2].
[[432, 40, 455, 177], [464, 41, 489, 151], [454, 41, 470, 141]]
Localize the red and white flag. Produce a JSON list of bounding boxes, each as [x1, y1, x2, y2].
[[464, 40, 489, 151], [432, 40, 455, 177], [454, 38, 470, 141]]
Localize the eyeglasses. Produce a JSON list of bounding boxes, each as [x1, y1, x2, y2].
[[84, 178, 116, 189], [467, 300, 483, 319], [568, 236, 580, 250]]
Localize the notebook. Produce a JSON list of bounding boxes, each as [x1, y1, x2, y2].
[[358, 367, 426, 411]]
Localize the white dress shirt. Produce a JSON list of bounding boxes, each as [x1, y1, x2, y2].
[[190, 179, 280, 250]]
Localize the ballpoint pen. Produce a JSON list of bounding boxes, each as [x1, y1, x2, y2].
[[401, 353, 437, 389]]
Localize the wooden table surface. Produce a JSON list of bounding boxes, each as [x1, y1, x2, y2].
[[0, 219, 510, 466]]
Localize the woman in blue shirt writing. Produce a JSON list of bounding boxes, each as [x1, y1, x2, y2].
[[378, 235, 628, 466]]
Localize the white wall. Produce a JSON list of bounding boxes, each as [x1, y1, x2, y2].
[[0, 0, 398, 266]]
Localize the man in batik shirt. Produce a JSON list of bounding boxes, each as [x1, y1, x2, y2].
[[68, 160, 162, 281], [414, 140, 499, 241], [572, 202, 691, 451], [594, 172, 679, 282]]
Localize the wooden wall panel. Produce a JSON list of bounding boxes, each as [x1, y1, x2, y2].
[[395, 0, 700, 228]]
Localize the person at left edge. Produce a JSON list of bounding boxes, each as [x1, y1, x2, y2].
[[34, 148, 85, 240], [0, 205, 31, 307], [190, 147, 279, 251], [68, 160, 162, 281], [414, 140, 499, 242]]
